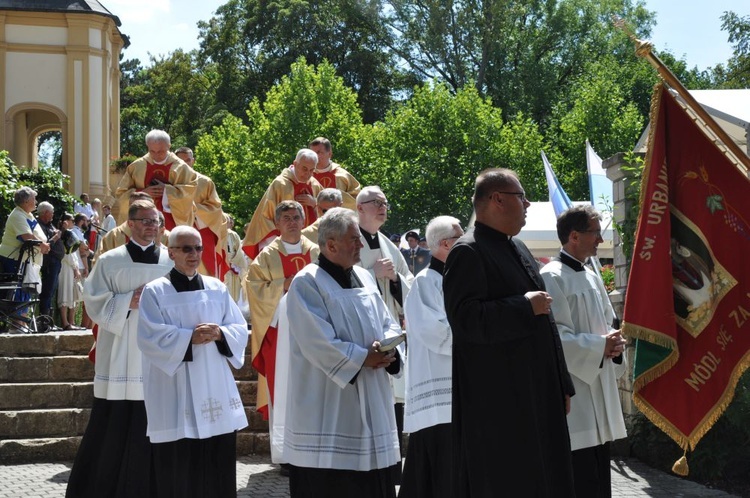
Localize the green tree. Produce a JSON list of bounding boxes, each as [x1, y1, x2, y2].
[[381, 0, 656, 127], [713, 11, 750, 88], [197, 0, 409, 123], [350, 81, 546, 231], [195, 58, 366, 221], [120, 51, 227, 154]]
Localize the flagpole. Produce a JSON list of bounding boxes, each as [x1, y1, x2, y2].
[[615, 20, 750, 171]]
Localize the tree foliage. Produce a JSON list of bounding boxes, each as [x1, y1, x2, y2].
[[197, 0, 410, 123], [350, 82, 546, 231], [195, 58, 365, 222]]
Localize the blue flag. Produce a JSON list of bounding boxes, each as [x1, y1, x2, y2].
[[542, 151, 572, 218]]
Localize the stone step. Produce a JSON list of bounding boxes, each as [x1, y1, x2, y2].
[[1, 406, 266, 440], [0, 408, 91, 438], [0, 355, 94, 383], [0, 380, 257, 410], [0, 382, 94, 410], [0, 432, 269, 464], [0, 331, 94, 357]]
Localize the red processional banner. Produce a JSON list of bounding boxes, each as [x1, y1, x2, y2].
[[624, 84, 750, 451]]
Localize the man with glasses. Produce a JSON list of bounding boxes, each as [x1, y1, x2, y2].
[[400, 216, 463, 498], [243, 148, 322, 259], [540, 205, 627, 498], [355, 186, 412, 461], [97, 192, 170, 257], [301, 188, 344, 244], [68, 199, 174, 497], [443, 168, 575, 497], [246, 201, 320, 430], [138, 225, 248, 496]]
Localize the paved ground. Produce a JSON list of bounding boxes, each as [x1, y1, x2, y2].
[[0, 456, 741, 497]]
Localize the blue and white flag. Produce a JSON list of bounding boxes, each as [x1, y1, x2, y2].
[[586, 139, 613, 213], [542, 150, 572, 218]]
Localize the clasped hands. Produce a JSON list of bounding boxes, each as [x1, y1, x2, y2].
[[363, 341, 397, 369], [191, 323, 223, 345]]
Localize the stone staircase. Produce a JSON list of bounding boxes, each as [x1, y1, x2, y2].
[[0, 331, 268, 463]]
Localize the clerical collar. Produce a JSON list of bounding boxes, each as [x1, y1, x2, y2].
[[130, 239, 154, 251], [429, 257, 445, 275], [281, 239, 303, 255], [359, 227, 380, 249], [149, 154, 170, 165], [474, 222, 511, 241], [170, 268, 204, 292], [559, 250, 587, 272], [126, 240, 159, 264], [318, 253, 363, 289], [315, 162, 332, 173]]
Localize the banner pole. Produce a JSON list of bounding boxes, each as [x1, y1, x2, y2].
[[614, 19, 750, 172]]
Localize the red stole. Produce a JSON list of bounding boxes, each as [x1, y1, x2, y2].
[[143, 162, 176, 229], [293, 181, 317, 227], [253, 249, 313, 418], [313, 169, 336, 189]]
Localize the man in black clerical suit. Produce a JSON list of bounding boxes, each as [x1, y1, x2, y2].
[[443, 168, 575, 497]]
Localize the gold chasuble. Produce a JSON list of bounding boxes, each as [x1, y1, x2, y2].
[[193, 173, 229, 278], [312, 162, 361, 211], [242, 168, 322, 259], [114, 151, 198, 229], [245, 236, 319, 418]]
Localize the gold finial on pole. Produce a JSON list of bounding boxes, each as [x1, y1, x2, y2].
[[613, 16, 750, 170]]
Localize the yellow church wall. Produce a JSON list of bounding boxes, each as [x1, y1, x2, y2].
[[5, 52, 67, 112]]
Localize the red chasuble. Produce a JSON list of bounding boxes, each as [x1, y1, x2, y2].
[[313, 170, 336, 190], [252, 250, 312, 418], [293, 181, 318, 227]]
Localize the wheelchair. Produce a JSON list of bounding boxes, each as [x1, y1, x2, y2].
[[0, 239, 55, 333]]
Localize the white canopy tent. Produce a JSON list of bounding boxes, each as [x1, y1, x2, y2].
[[515, 201, 614, 259], [635, 89, 750, 156]]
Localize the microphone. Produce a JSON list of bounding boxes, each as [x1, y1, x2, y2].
[[90, 222, 109, 234]]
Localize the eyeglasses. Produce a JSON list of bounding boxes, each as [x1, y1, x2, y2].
[[495, 191, 527, 202], [131, 218, 161, 227], [578, 229, 603, 238], [170, 245, 204, 254], [361, 200, 390, 210]]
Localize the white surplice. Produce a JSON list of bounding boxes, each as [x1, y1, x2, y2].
[[282, 264, 403, 471], [83, 245, 173, 400], [540, 259, 627, 451], [357, 231, 413, 403], [403, 265, 452, 434], [137, 275, 249, 443]]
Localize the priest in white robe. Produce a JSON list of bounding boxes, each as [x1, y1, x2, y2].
[[138, 225, 248, 497], [400, 216, 463, 498], [356, 186, 413, 450], [67, 200, 173, 498], [540, 205, 627, 498], [283, 208, 403, 498]]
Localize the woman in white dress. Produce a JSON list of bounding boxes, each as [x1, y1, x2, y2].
[[57, 214, 84, 330]]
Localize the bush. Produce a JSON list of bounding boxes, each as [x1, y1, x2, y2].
[[0, 151, 77, 231]]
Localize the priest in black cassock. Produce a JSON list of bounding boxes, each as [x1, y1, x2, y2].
[[67, 200, 174, 498], [443, 168, 576, 497]]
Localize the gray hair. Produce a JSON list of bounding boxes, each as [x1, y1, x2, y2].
[[318, 208, 359, 247], [174, 146, 194, 158], [275, 200, 305, 222], [426, 215, 461, 252], [14, 186, 37, 206], [168, 225, 201, 245], [356, 185, 385, 205], [145, 129, 171, 146], [37, 201, 54, 215], [295, 148, 318, 165], [317, 188, 343, 205]]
